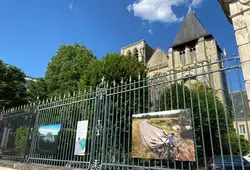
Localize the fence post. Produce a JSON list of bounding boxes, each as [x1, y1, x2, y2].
[[101, 89, 108, 166], [89, 89, 100, 170]]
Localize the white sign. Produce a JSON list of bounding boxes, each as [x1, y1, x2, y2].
[[74, 120, 88, 155]]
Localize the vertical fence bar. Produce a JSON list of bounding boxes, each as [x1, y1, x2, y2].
[[195, 64, 207, 169]]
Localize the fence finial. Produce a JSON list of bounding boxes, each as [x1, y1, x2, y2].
[[129, 76, 132, 82], [63, 94, 66, 99], [138, 73, 141, 80], [54, 96, 57, 101], [102, 76, 105, 83], [121, 77, 124, 84], [50, 96, 53, 102], [68, 93, 71, 98], [73, 91, 76, 97], [113, 80, 116, 87]]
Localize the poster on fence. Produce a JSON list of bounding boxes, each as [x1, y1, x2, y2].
[[74, 120, 88, 155], [132, 109, 195, 162], [36, 124, 61, 154]]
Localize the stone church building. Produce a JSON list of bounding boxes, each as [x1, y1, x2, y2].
[[121, 9, 228, 101]]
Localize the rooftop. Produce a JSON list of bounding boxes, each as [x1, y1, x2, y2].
[[171, 8, 210, 48]]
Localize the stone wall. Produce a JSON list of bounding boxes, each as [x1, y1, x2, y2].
[[121, 40, 148, 62], [221, 0, 250, 106]]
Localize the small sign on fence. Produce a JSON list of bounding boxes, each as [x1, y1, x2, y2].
[[74, 120, 88, 156]]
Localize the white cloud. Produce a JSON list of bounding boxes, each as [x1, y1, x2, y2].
[[127, 5, 132, 12], [148, 29, 153, 35], [127, 0, 185, 24], [69, 3, 73, 10], [127, 0, 204, 24], [191, 0, 203, 8]]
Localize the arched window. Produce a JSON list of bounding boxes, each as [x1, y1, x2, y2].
[[127, 50, 132, 56], [179, 48, 186, 65], [133, 48, 139, 60], [189, 47, 196, 64]]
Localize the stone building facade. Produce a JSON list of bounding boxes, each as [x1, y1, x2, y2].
[[121, 9, 228, 101], [120, 40, 154, 64], [219, 0, 250, 111]]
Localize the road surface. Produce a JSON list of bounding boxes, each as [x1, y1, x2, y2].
[[139, 120, 168, 152]]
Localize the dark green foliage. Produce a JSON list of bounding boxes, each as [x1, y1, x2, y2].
[[0, 60, 28, 109], [15, 127, 29, 155], [79, 53, 148, 89], [160, 83, 250, 157], [45, 43, 96, 96], [27, 78, 48, 102]]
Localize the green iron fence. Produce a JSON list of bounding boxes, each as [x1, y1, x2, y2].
[[0, 105, 36, 161], [0, 55, 250, 170]]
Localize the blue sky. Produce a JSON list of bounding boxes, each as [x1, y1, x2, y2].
[[0, 0, 238, 78], [39, 124, 61, 135]]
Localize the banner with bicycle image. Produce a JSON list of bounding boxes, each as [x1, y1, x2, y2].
[[132, 109, 195, 162]]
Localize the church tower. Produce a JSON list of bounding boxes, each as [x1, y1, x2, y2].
[[168, 9, 228, 101]]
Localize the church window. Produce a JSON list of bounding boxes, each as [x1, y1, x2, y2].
[[133, 48, 139, 60], [127, 50, 132, 56], [189, 47, 196, 64], [179, 49, 186, 65]]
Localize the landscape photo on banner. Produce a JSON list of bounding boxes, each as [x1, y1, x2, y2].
[[74, 120, 88, 156], [132, 109, 195, 162], [36, 124, 62, 154]]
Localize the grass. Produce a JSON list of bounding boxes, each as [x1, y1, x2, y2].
[[132, 119, 157, 159], [148, 117, 179, 133], [148, 117, 195, 162]]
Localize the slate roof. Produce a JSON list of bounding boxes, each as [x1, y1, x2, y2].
[[171, 9, 210, 48]]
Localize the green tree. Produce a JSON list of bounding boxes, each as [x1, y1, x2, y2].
[[15, 127, 29, 155], [0, 60, 28, 109], [45, 43, 96, 96], [27, 78, 48, 102], [79, 53, 148, 89], [160, 83, 250, 157]]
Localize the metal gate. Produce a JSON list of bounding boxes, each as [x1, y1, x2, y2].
[[1, 55, 249, 170], [28, 91, 97, 169], [0, 106, 36, 161]]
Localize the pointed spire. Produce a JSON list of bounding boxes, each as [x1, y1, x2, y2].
[[223, 48, 227, 57], [171, 9, 209, 47]]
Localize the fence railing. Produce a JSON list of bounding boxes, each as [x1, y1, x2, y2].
[[0, 56, 250, 170]]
